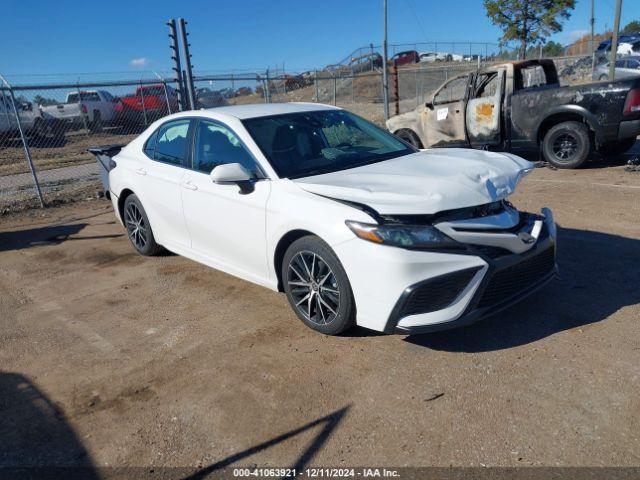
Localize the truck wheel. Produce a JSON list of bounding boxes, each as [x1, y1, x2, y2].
[[598, 137, 637, 156], [90, 111, 103, 133], [542, 121, 591, 169], [598, 74, 608, 81], [395, 129, 423, 148]]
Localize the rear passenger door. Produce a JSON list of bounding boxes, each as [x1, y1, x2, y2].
[[180, 119, 271, 282], [132, 118, 192, 247]]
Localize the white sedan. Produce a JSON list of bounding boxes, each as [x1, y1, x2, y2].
[[97, 103, 557, 335]]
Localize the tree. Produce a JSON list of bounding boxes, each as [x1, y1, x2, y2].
[[621, 20, 640, 35], [484, 0, 576, 60]]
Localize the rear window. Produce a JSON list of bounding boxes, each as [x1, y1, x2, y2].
[[516, 65, 548, 90], [67, 92, 100, 103]]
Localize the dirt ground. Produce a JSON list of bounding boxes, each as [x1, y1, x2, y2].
[[1, 163, 639, 475]]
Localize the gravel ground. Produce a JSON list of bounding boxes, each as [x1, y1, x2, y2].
[[1, 161, 639, 476]]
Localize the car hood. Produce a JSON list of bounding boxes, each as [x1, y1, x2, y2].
[[292, 149, 533, 215]]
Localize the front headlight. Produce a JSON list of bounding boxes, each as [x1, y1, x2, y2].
[[345, 221, 459, 249]]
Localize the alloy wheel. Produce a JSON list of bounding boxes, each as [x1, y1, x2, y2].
[[124, 203, 147, 250], [287, 251, 340, 325], [552, 133, 578, 160]]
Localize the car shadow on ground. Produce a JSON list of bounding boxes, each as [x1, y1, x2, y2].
[[0, 372, 99, 478], [404, 226, 640, 352], [0, 223, 123, 253], [183, 406, 350, 479]]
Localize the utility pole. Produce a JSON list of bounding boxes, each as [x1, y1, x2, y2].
[[382, 0, 389, 121], [590, 0, 596, 73], [178, 18, 196, 110], [609, 0, 623, 81], [167, 19, 186, 111]]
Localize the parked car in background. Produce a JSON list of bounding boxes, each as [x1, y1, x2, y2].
[[91, 103, 557, 336], [419, 52, 448, 63], [235, 87, 253, 97], [390, 50, 419, 66], [349, 53, 383, 73], [593, 57, 640, 81], [41, 90, 120, 133], [120, 84, 179, 125], [195, 88, 228, 109], [597, 34, 640, 53], [0, 94, 48, 138], [387, 59, 640, 168]]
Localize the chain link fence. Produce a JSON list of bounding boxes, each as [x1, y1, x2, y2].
[[0, 53, 598, 214]]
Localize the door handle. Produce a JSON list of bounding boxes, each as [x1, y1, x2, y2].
[[135, 168, 147, 176], [181, 181, 198, 191]]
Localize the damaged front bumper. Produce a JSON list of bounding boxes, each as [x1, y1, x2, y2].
[[333, 207, 557, 334]]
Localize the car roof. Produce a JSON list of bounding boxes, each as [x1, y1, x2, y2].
[[199, 102, 341, 119]]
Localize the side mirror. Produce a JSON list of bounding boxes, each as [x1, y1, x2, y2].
[[210, 163, 255, 194], [425, 101, 434, 110], [21, 102, 32, 111]]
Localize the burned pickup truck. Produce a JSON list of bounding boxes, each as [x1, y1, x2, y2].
[[386, 59, 640, 168]]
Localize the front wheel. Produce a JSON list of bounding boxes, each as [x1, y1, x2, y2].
[[123, 194, 163, 256], [395, 129, 423, 148], [541, 121, 591, 169], [282, 236, 356, 335]]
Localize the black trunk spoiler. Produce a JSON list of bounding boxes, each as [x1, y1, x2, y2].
[[88, 145, 124, 197]]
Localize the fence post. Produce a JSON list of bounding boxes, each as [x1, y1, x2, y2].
[[333, 75, 337, 106], [393, 60, 399, 116], [139, 81, 148, 125], [76, 83, 89, 135], [1, 79, 44, 208], [351, 69, 355, 103], [154, 71, 172, 114], [265, 69, 271, 103], [314, 70, 319, 102]]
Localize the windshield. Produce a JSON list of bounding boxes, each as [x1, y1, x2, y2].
[[242, 110, 416, 179]]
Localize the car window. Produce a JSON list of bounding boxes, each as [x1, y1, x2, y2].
[[154, 119, 190, 166], [518, 65, 547, 89], [473, 72, 499, 98], [615, 60, 626, 68], [193, 120, 258, 175], [433, 76, 468, 104], [243, 109, 414, 179], [627, 59, 640, 69]]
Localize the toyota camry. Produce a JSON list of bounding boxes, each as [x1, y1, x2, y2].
[[93, 103, 557, 335]]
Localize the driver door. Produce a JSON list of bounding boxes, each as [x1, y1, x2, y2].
[[421, 74, 470, 147], [465, 68, 505, 147], [180, 119, 271, 283]]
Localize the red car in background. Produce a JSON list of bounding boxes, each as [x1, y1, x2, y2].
[[118, 84, 180, 126], [390, 50, 419, 66]]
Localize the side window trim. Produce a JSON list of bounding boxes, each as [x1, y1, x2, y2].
[[190, 118, 267, 178]]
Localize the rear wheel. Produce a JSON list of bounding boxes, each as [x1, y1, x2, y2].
[[541, 121, 591, 169], [282, 236, 356, 335], [123, 194, 163, 256], [395, 129, 423, 148]]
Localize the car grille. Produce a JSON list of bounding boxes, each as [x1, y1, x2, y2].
[[400, 267, 481, 317], [476, 246, 556, 309]]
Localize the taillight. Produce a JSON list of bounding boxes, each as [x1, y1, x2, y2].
[[81, 104, 87, 114], [108, 159, 117, 170], [623, 88, 640, 115], [114, 102, 123, 113]]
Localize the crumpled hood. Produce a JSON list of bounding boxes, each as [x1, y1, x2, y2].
[[293, 149, 533, 215]]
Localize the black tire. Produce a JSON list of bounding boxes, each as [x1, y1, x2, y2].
[[541, 121, 591, 169], [598, 137, 637, 156], [599, 74, 608, 81], [282, 236, 356, 335], [90, 111, 103, 132], [395, 129, 423, 148], [122, 194, 163, 256]]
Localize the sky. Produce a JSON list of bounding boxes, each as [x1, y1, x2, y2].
[[1, 0, 638, 80]]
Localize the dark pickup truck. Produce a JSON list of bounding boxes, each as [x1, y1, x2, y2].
[[386, 59, 640, 168]]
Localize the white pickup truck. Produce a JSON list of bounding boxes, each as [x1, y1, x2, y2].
[[41, 90, 120, 132], [0, 93, 46, 137]]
